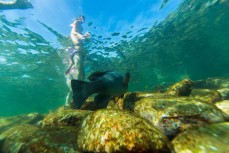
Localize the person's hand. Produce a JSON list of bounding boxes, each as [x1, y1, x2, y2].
[[84, 32, 91, 38], [70, 20, 77, 27]]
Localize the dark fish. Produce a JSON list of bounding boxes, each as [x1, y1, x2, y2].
[[71, 71, 130, 109], [111, 32, 120, 36]]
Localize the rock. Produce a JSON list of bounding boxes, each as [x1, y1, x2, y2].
[[167, 79, 193, 96], [0, 124, 80, 153], [134, 97, 228, 138], [190, 89, 222, 103], [172, 122, 229, 153], [0, 113, 44, 133], [77, 109, 174, 153], [194, 78, 229, 89], [0, 124, 39, 153], [27, 127, 80, 153], [107, 92, 171, 111], [217, 88, 229, 100], [216, 100, 229, 116], [42, 106, 92, 127]]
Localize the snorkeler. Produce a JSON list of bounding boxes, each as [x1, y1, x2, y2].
[[65, 15, 91, 106]]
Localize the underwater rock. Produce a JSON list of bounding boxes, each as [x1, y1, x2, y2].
[[107, 92, 172, 111], [167, 79, 193, 96], [27, 126, 80, 153], [194, 78, 229, 89], [134, 97, 228, 138], [0, 124, 39, 153], [77, 109, 174, 153], [172, 122, 229, 153], [217, 88, 229, 100], [42, 106, 92, 127], [216, 100, 229, 116], [76, 97, 104, 111], [190, 89, 222, 103], [0, 113, 44, 133], [0, 124, 80, 153], [0, 0, 33, 10]]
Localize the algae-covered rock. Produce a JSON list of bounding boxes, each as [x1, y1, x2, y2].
[[172, 122, 229, 153], [106, 92, 155, 110], [27, 127, 80, 153], [217, 88, 229, 100], [216, 100, 229, 116], [134, 97, 228, 138], [42, 106, 92, 127], [0, 113, 44, 133], [77, 109, 174, 153], [0, 124, 80, 153], [107, 92, 171, 111], [190, 89, 222, 103], [167, 79, 193, 96], [194, 78, 229, 89], [0, 124, 39, 153]]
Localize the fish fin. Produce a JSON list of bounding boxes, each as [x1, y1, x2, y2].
[[71, 80, 91, 109], [88, 70, 111, 81], [94, 94, 111, 107], [123, 72, 130, 86], [120, 94, 125, 98]]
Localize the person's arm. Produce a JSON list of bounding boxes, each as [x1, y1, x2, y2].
[[73, 31, 90, 40]]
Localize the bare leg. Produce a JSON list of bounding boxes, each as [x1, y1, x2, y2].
[[65, 77, 72, 106], [72, 53, 85, 80], [65, 62, 74, 74], [65, 52, 84, 106]]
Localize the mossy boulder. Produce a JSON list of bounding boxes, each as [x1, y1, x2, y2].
[[172, 122, 229, 153], [0, 124, 39, 153], [190, 89, 222, 103], [217, 88, 229, 100], [194, 78, 229, 89], [134, 97, 228, 138], [42, 106, 92, 127], [0, 113, 44, 133], [216, 100, 229, 116], [77, 109, 174, 153], [0, 124, 80, 153], [167, 79, 193, 96], [27, 127, 80, 153], [107, 92, 171, 111]]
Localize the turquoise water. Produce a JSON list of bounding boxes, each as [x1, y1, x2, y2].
[[0, 0, 229, 116]]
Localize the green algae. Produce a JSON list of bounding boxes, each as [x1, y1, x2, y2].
[[172, 122, 229, 153]]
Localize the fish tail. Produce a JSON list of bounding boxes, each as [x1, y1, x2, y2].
[[71, 80, 94, 109]]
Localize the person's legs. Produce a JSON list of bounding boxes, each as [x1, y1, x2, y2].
[[65, 77, 72, 106], [72, 52, 85, 80], [65, 51, 85, 107]]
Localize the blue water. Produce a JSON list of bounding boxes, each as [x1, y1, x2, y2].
[[0, 0, 228, 116]]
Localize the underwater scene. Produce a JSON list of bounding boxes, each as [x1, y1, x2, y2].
[[0, 0, 229, 152]]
